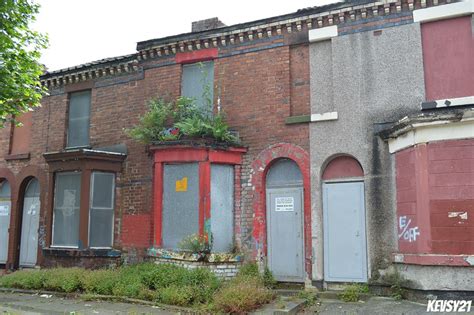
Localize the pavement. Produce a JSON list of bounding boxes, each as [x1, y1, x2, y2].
[[299, 296, 471, 315], [0, 291, 469, 315], [0, 291, 173, 315]]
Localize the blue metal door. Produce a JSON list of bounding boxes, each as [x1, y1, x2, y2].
[[323, 181, 367, 282]]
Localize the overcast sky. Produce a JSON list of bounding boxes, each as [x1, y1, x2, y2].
[[33, 0, 338, 71]]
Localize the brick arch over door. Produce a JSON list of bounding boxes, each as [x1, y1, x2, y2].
[[251, 143, 311, 277], [322, 155, 364, 181]]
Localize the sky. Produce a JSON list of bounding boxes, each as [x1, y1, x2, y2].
[[33, 0, 339, 71]]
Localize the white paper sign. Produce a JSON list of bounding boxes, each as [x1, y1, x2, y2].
[[275, 197, 294, 212], [0, 205, 10, 216]]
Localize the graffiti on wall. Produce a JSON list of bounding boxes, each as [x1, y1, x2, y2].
[[398, 216, 420, 242]]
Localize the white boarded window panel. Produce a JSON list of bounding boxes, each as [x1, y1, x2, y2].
[[67, 90, 90, 148], [181, 61, 214, 112], [52, 172, 81, 247], [89, 172, 115, 248], [19, 178, 40, 266], [210, 164, 234, 252], [162, 163, 200, 249], [266, 159, 303, 188]]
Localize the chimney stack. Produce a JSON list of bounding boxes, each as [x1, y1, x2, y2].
[[192, 17, 226, 33]]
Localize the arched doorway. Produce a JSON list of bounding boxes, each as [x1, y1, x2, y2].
[[19, 178, 40, 267], [0, 180, 11, 264], [322, 156, 367, 282], [266, 158, 304, 282]]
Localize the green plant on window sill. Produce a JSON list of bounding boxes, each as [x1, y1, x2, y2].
[[125, 97, 240, 145], [178, 233, 212, 256]]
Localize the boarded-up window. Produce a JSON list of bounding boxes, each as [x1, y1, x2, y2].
[[52, 172, 81, 247], [67, 91, 90, 148], [210, 164, 234, 252], [89, 172, 115, 248], [266, 159, 303, 188], [10, 111, 32, 155], [181, 61, 214, 113], [162, 163, 199, 249], [421, 16, 473, 101]]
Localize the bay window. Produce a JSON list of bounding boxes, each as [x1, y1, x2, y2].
[[151, 146, 245, 253], [44, 149, 125, 251]]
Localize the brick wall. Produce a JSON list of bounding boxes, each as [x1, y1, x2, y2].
[[0, 28, 310, 268], [216, 44, 310, 251]]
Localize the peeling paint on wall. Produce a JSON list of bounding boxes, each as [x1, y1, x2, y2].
[[38, 224, 46, 248], [448, 211, 468, 220], [464, 256, 474, 266]]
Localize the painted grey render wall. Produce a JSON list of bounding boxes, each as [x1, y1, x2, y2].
[[309, 23, 426, 282]]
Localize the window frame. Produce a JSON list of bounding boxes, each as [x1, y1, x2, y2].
[[51, 171, 82, 249], [151, 146, 245, 252], [44, 149, 125, 251], [66, 90, 91, 149], [180, 61, 215, 114], [210, 163, 235, 252], [88, 171, 116, 249]]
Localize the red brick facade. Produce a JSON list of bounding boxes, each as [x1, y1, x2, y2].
[[0, 24, 310, 270]]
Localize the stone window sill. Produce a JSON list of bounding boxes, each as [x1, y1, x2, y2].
[[42, 248, 121, 258], [5, 153, 30, 161], [393, 253, 474, 266]]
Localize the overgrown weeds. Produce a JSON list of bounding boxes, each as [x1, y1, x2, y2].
[[213, 274, 275, 313], [339, 283, 369, 302], [238, 262, 277, 288], [381, 268, 411, 300], [0, 262, 275, 312], [298, 289, 319, 306]]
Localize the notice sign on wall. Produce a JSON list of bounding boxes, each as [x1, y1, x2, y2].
[[175, 177, 188, 192], [0, 205, 10, 216], [275, 197, 294, 212]]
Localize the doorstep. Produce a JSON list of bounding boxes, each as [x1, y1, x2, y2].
[[252, 296, 306, 315]]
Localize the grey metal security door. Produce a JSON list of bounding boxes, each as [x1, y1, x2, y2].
[[19, 179, 40, 267], [323, 181, 367, 282], [266, 159, 304, 282], [267, 188, 304, 282], [0, 181, 11, 264]]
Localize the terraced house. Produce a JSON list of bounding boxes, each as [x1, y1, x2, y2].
[[0, 0, 472, 295]]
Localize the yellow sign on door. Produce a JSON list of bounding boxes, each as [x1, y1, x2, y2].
[[175, 177, 188, 192]]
